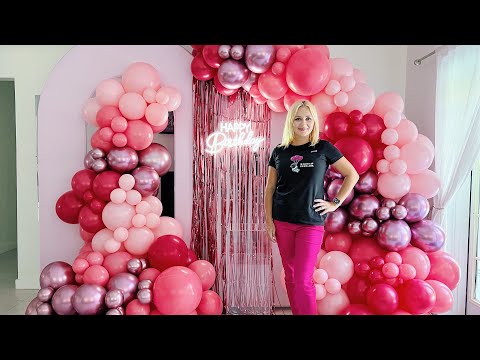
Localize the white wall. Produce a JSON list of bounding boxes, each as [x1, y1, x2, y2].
[[405, 45, 469, 315], [271, 45, 408, 307], [0, 81, 17, 255], [0, 46, 75, 288]]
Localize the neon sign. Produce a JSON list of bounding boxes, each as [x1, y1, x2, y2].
[[205, 122, 265, 155]]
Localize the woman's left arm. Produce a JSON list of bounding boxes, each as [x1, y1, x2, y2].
[[314, 157, 359, 215]]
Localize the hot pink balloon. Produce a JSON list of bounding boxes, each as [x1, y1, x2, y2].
[[348, 237, 387, 264], [121, 62, 161, 94], [399, 246, 431, 280], [188, 260, 216, 291], [340, 303, 374, 315], [202, 45, 223, 68], [152, 266, 203, 315], [366, 283, 399, 314], [286, 48, 331, 96], [426, 251, 461, 290], [196, 290, 223, 315], [397, 279, 436, 314], [324, 232, 352, 253], [258, 70, 288, 100], [124, 120, 154, 151], [191, 54, 216, 81], [425, 279, 454, 313], [334, 137, 373, 175]]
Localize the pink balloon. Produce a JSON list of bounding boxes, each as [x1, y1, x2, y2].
[[126, 299, 151, 315], [377, 172, 411, 199], [144, 196, 163, 216], [319, 251, 354, 284], [142, 87, 157, 104], [344, 274, 370, 304], [96, 78, 125, 107], [145, 103, 168, 127], [196, 290, 223, 315], [202, 45, 223, 69], [395, 118, 418, 147], [384, 145, 401, 161], [426, 251, 461, 290], [188, 260, 216, 291], [160, 87, 182, 112], [425, 279, 454, 313], [82, 98, 101, 126], [152, 266, 203, 315], [329, 58, 354, 81], [102, 202, 135, 231], [409, 169, 441, 199], [381, 128, 399, 145], [91, 228, 114, 256], [399, 246, 431, 280], [366, 283, 399, 314], [316, 289, 350, 315], [324, 232, 352, 253], [304, 45, 330, 58], [339, 83, 376, 115], [271, 62, 285, 76], [313, 268, 329, 284], [118, 92, 147, 120], [334, 137, 373, 175], [416, 134, 435, 155], [325, 278, 342, 294], [283, 89, 311, 111], [103, 251, 134, 276], [139, 267, 161, 283], [121, 62, 161, 94], [340, 303, 374, 315], [340, 76, 356, 92], [353, 68, 368, 84], [80, 227, 95, 243], [373, 92, 405, 118], [124, 227, 155, 256], [258, 70, 288, 100], [267, 98, 287, 113], [348, 236, 387, 264], [190, 54, 216, 81], [286, 48, 331, 96], [72, 258, 89, 275], [400, 140, 434, 174], [397, 279, 436, 314], [311, 92, 336, 118], [315, 248, 327, 268], [82, 265, 110, 287], [152, 216, 183, 239], [124, 120, 154, 151], [398, 264, 417, 280]]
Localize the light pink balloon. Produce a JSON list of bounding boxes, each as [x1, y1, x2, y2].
[[316, 289, 350, 315], [145, 213, 161, 229], [126, 190, 142, 206], [334, 91, 348, 107], [329, 58, 354, 81], [377, 172, 411, 199], [311, 92, 337, 118], [118, 92, 147, 120], [384, 110, 402, 128], [121, 62, 161, 94], [373, 92, 405, 118], [416, 134, 435, 155], [339, 82, 376, 115], [91, 228, 115, 256], [86, 251, 104, 266], [72, 258, 89, 275], [319, 251, 354, 284], [104, 239, 121, 253], [96, 78, 125, 107], [142, 87, 157, 104], [113, 227, 129, 242], [145, 103, 168, 127], [136, 201, 152, 215], [399, 263, 418, 280], [384, 145, 401, 161], [110, 188, 126, 204], [315, 248, 327, 268], [82, 98, 101, 126], [144, 196, 163, 216], [160, 87, 182, 111], [304, 45, 330, 58], [132, 214, 147, 228], [340, 76, 356, 92], [381, 128, 399, 145], [315, 283, 327, 300], [152, 216, 183, 239], [124, 227, 155, 256], [102, 202, 136, 231], [400, 140, 434, 174], [377, 159, 390, 174], [325, 278, 341, 294], [325, 80, 341, 96], [196, 290, 223, 315], [83, 265, 110, 287], [152, 266, 203, 315], [395, 118, 418, 147], [389, 159, 407, 175], [188, 260, 216, 291], [313, 268, 328, 284], [112, 133, 127, 147], [353, 68, 368, 84], [155, 88, 170, 105], [409, 169, 441, 199], [119, 174, 135, 191], [425, 279, 454, 313], [382, 262, 400, 278], [399, 246, 431, 280]]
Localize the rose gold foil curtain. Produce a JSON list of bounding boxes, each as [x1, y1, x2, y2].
[[191, 79, 273, 314]]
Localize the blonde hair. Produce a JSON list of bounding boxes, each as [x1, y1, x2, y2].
[[279, 100, 320, 148]]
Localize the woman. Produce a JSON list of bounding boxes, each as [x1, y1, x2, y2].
[[265, 100, 359, 315]]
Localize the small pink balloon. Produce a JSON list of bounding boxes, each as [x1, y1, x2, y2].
[[161, 87, 182, 111], [313, 268, 328, 284], [119, 174, 135, 191], [83, 265, 110, 287], [155, 88, 170, 105], [142, 87, 157, 104], [121, 62, 161, 94], [103, 251, 133, 276], [315, 283, 327, 300], [382, 262, 400, 278], [113, 227, 129, 242], [324, 278, 341, 294], [144, 196, 163, 216], [139, 267, 161, 283], [136, 201, 152, 215], [326, 80, 341, 96], [72, 258, 89, 275], [385, 252, 403, 266], [126, 299, 151, 315], [340, 76, 356, 92], [132, 214, 147, 228], [196, 290, 223, 315], [146, 213, 161, 229], [384, 110, 402, 128], [96, 78, 125, 107], [110, 188, 127, 204], [112, 133, 128, 147], [384, 145, 401, 161], [126, 190, 142, 206], [188, 260, 216, 291], [110, 116, 128, 133]]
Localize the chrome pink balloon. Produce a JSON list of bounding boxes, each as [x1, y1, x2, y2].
[[398, 193, 430, 223], [37, 287, 55, 302], [138, 143, 172, 177], [217, 59, 250, 90], [375, 206, 391, 221], [347, 220, 362, 235], [362, 217, 379, 233], [107, 272, 139, 304], [245, 45, 276, 74], [354, 169, 378, 194], [325, 207, 348, 233], [132, 166, 160, 197], [376, 219, 412, 252], [40, 261, 75, 290], [107, 146, 139, 173], [127, 258, 143, 275], [25, 297, 42, 315], [410, 220, 446, 253], [72, 284, 107, 315], [348, 194, 380, 220], [218, 45, 231, 59], [230, 45, 245, 60], [105, 289, 124, 309], [326, 179, 354, 205], [37, 302, 53, 315], [51, 284, 78, 315], [391, 205, 408, 220]]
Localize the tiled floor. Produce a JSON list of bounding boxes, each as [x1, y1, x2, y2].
[[0, 249, 291, 315], [0, 249, 38, 315]]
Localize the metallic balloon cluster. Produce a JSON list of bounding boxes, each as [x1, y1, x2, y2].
[[324, 169, 445, 253]]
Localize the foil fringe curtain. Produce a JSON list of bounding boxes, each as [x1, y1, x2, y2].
[[191, 79, 273, 314]]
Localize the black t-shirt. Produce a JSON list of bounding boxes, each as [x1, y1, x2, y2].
[[268, 140, 343, 225]]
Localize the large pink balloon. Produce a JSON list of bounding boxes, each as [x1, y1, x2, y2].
[[121, 62, 161, 94], [334, 137, 373, 175], [399, 246, 431, 280], [258, 70, 288, 100], [188, 260, 216, 291], [426, 251, 461, 290], [373, 92, 405, 118], [425, 279, 454, 313], [395, 118, 418, 147], [40, 261, 75, 290], [138, 143, 172, 177], [124, 120, 154, 151], [348, 237, 387, 264], [340, 83, 376, 115], [196, 290, 223, 315], [366, 283, 399, 314], [377, 172, 411, 200], [316, 289, 350, 315], [397, 279, 436, 314], [400, 140, 434, 174], [152, 266, 203, 315], [286, 48, 331, 96], [96, 79, 125, 107], [409, 169, 441, 199], [318, 251, 354, 284], [217, 59, 250, 90]]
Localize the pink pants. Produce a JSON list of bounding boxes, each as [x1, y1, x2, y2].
[[274, 220, 324, 315]]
